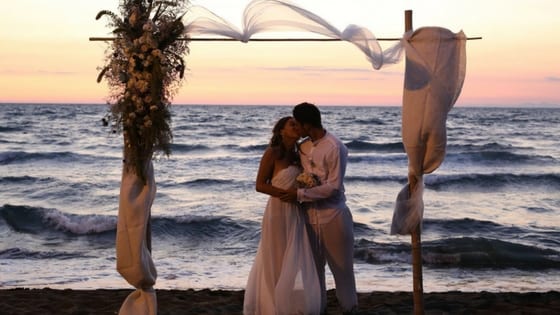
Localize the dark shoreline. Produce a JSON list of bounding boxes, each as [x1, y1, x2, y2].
[[1, 288, 559, 314]]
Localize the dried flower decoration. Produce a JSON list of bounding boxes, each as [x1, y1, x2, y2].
[[96, 0, 189, 182]]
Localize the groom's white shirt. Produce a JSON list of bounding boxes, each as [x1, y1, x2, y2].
[[297, 131, 349, 224]]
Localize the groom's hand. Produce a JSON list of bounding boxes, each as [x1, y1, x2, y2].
[[279, 189, 297, 203]]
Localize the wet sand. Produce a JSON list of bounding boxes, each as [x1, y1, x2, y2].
[[1, 288, 560, 314]]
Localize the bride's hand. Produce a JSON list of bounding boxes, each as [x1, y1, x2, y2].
[[279, 189, 297, 203]]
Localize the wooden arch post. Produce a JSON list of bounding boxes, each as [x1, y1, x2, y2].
[[404, 9, 425, 315]]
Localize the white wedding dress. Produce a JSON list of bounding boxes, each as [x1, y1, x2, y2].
[[244, 165, 321, 315]]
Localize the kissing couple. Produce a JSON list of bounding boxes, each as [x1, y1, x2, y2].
[[244, 102, 358, 315]]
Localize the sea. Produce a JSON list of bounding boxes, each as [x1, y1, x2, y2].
[[1, 103, 559, 293]]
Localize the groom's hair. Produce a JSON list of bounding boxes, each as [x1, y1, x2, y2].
[[293, 102, 322, 128]]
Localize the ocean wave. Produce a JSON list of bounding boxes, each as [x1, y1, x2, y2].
[[345, 175, 405, 184], [340, 141, 559, 164], [344, 141, 517, 154], [448, 142, 515, 152], [0, 204, 116, 235], [353, 221, 379, 236], [353, 117, 386, 125], [170, 143, 267, 154], [423, 217, 526, 238], [345, 173, 560, 190], [354, 237, 560, 270], [345, 140, 404, 152], [0, 151, 84, 165], [238, 144, 268, 152], [0, 247, 89, 260], [446, 150, 555, 164], [345, 141, 556, 165], [424, 237, 560, 269], [347, 154, 406, 164], [171, 143, 211, 152], [422, 218, 560, 250], [153, 215, 257, 243], [179, 178, 236, 187], [208, 143, 268, 153], [0, 126, 25, 133], [0, 204, 257, 243], [0, 175, 56, 185], [425, 173, 560, 190]]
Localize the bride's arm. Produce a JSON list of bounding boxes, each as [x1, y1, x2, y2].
[[256, 147, 287, 197]]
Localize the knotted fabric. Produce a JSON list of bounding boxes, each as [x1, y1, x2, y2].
[[391, 27, 466, 235], [116, 161, 157, 315]]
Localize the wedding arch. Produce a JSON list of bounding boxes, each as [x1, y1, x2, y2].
[[91, 1, 479, 314]]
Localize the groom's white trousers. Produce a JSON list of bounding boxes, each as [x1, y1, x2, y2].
[[306, 208, 358, 312]]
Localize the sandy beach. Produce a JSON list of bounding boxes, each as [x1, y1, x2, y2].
[[1, 288, 559, 314]]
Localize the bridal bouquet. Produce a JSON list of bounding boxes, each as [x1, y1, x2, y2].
[[96, 0, 189, 182], [296, 172, 320, 188]]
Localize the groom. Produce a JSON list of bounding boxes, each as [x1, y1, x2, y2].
[[282, 102, 358, 314]]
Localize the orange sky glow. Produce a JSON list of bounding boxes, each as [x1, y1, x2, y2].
[[0, 0, 559, 107]]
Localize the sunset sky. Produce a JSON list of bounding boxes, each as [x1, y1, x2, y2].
[[1, 0, 559, 107]]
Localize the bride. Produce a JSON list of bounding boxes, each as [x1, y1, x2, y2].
[[244, 116, 321, 315]]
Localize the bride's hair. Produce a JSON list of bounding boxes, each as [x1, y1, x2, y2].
[[270, 116, 291, 147], [270, 116, 299, 164]]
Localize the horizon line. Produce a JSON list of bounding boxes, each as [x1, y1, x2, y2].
[[0, 102, 559, 109]]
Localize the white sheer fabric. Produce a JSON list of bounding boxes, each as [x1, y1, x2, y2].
[[391, 27, 466, 235], [244, 165, 321, 315], [184, 0, 404, 69], [116, 161, 157, 315]]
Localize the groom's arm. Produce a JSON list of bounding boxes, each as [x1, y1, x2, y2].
[[297, 144, 344, 202]]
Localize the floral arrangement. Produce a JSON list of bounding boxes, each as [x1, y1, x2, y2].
[[96, 0, 189, 182], [296, 172, 320, 188]]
